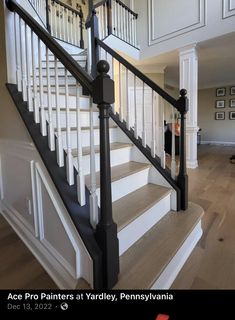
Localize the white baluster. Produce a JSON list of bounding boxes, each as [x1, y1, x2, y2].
[[89, 97, 98, 229], [134, 76, 138, 138], [142, 82, 146, 147], [171, 107, 176, 179], [126, 68, 130, 129], [38, 39, 47, 136], [55, 57, 64, 167], [14, 13, 21, 92], [31, 31, 39, 123], [159, 96, 166, 168], [151, 90, 156, 157], [65, 69, 74, 185], [76, 84, 85, 206], [20, 19, 27, 101], [63, 7, 66, 42], [25, 24, 33, 111], [46, 48, 55, 151], [118, 62, 123, 121]]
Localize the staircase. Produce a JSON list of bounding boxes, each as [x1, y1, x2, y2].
[[3, 0, 203, 289]]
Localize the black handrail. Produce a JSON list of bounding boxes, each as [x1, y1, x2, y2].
[[94, 0, 138, 18], [51, 0, 82, 17], [6, 0, 93, 93], [96, 38, 178, 108]]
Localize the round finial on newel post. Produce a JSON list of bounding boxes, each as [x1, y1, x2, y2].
[[97, 60, 110, 75], [180, 89, 187, 97]]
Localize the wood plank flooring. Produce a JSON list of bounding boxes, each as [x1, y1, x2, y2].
[[172, 145, 235, 289]]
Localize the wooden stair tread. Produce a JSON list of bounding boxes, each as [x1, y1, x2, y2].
[[72, 142, 132, 157], [85, 161, 150, 189], [114, 202, 204, 289], [54, 124, 118, 132], [113, 184, 171, 231], [43, 107, 98, 112]]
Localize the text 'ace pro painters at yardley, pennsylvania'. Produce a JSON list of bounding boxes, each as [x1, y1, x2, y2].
[[7, 292, 174, 302]]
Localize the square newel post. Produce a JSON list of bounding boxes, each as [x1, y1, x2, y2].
[[93, 60, 119, 289], [176, 89, 189, 210]]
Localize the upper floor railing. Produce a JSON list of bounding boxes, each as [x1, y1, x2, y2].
[[29, 0, 85, 48], [94, 0, 138, 48]]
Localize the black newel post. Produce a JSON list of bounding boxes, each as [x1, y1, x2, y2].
[[177, 89, 189, 210], [46, 0, 51, 34], [107, 0, 112, 35], [79, 7, 84, 49], [93, 60, 119, 289]]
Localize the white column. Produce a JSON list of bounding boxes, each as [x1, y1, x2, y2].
[[179, 44, 199, 169]]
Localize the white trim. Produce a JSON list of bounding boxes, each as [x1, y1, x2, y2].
[[0, 203, 78, 289], [2, 200, 35, 236], [30, 160, 39, 237], [151, 221, 202, 289], [222, 0, 235, 19], [34, 162, 80, 278], [148, 0, 206, 46], [201, 141, 235, 146]]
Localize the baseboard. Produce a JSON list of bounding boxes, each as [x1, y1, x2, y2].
[[0, 201, 79, 289], [151, 220, 202, 289], [201, 141, 235, 146]]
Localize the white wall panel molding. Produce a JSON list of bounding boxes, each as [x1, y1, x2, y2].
[[223, 0, 235, 19], [0, 139, 93, 288], [148, 0, 206, 46]]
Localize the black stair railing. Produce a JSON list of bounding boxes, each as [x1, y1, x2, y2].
[[94, 0, 138, 48], [28, 0, 85, 48], [86, 8, 189, 211]]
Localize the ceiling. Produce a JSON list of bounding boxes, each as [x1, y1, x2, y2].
[[127, 31, 235, 90]]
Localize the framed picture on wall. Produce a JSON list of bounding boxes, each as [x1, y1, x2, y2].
[[215, 100, 225, 108], [230, 99, 235, 107], [230, 87, 235, 95], [216, 88, 226, 97], [215, 112, 225, 120], [229, 111, 235, 120]]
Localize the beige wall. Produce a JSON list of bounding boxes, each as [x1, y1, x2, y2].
[[198, 87, 235, 143], [0, 2, 31, 142]]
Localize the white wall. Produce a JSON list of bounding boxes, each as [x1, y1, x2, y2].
[[135, 0, 235, 59], [198, 86, 235, 144]]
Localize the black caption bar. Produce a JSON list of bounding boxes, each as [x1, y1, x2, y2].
[[0, 290, 234, 319]]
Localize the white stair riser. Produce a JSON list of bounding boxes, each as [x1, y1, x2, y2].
[[40, 60, 86, 69], [37, 92, 90, 109], [31, 77, 77, 86], [96, 167, 150, 206], [118, 193, 171, 255], [60, 127, 119, 149], [73, 146, 132, 175], [46, 111, 99, 128]]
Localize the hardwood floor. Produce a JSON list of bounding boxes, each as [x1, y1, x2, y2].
[[0, 145, 234, 289], [172, 145, 235, 289]]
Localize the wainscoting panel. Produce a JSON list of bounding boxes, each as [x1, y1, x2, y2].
[[0, 139, 93, 288], [223, 0, 235, 19], [148, 0, 206, 45]]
